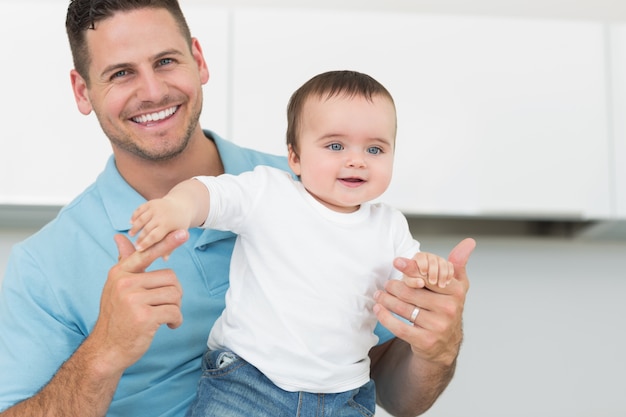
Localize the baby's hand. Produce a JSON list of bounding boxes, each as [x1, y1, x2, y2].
[[402, 252, 455, 289], [129, 199, 185, 252]]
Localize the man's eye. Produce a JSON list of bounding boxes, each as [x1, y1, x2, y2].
[[158, 58, 173, 66], [328, 143, 343, 151], [367, 147, 382, 155], [111, 70, 127, 80]]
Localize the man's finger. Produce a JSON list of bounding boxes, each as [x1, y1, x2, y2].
[[394, 257, 426, 288], [393, 257, 419, 276], [115, 229, 189, 273], [115, 233, 137, 261], [448, 238, 476, 267], [448, 237, 476, 282]]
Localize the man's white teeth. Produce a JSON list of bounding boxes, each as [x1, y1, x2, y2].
[[132, 106, 177, 123]]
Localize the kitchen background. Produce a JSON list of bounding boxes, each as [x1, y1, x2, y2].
[[1, 0, 626, 416]]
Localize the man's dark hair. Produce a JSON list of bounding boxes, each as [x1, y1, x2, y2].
[[66, 0, 192, 84]]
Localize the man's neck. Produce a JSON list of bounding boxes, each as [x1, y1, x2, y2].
[[115, 129, 225, 200]]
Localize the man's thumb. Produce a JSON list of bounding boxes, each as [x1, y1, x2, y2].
[[114, 233, 136, 262], [448, 238, 476, 269]]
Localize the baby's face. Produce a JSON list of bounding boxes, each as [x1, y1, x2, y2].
[[288, 93, 396, 213]]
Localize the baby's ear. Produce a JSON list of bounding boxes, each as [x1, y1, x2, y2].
[[287, 145, 302, 176]]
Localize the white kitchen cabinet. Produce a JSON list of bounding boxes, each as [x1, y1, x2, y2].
[[609, 24, 626, 219], [230, 9, 611, 219], [0, 2, 108, 206], [0, 2, 230, 206]]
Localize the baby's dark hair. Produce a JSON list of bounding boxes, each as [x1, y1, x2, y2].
[[286, 70, 396, 154]]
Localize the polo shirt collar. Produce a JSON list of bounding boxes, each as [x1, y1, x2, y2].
[[98, 130, 256, 232]]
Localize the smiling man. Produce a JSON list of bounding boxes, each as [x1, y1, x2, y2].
[[0, 1, 474, 416]]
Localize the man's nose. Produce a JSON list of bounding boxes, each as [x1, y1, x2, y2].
[[136, 71, 169, 102]]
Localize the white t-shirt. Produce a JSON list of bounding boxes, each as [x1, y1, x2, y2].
[[198, 165, 420, 393]]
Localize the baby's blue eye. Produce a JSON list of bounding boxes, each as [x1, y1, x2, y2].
[[328, 143, 343, 151], [367, 147, 382, 155]]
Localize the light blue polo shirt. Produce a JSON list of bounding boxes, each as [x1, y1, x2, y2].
[[0, 131, 393, 416]]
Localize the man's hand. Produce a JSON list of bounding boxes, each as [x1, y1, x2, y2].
[[0, 229, 189, 417], [375, 238, 475, 364], [92, 229, 189, 374], [370, 238, 475, 416]]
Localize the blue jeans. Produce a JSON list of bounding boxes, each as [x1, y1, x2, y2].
[[185, 349, 376, 417]]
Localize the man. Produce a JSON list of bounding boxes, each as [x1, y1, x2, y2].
[[0, 1, 475, 416]]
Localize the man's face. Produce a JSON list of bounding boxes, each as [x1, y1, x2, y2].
[[71, 8, 209, 162]]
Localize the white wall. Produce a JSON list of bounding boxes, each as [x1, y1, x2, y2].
[[410, 233, 626, 417]]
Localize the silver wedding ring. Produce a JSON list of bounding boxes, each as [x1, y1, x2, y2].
[[409, 306, 420, 323]]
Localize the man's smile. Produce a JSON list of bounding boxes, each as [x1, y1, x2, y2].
[[131, 105, 179, 124]]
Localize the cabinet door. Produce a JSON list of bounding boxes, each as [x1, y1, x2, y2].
[[185, 6, 230, 145], [0, 2, 229, 206], [0, 2, 110, 206], [230, 9, 610, 219], [609, 24, 626, 219]]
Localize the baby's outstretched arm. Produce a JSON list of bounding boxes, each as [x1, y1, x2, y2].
[[401, 252, 455, 289], [130, 178, 210, 251]]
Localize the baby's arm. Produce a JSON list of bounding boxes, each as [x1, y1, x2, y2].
[[402, 252, 455, 289], [130, 178, 210, 251]]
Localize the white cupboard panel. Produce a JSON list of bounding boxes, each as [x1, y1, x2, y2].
[[230, 10, 610, 219], [185, 6, 231, 142], [0, 2, 229, 206], [0, 2, 109, 206], [609, 24, 626, 219]]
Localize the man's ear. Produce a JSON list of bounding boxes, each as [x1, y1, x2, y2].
[[287, 144, 301, 176], [191, 37, 210, 85], [70, 69, 93, 115]]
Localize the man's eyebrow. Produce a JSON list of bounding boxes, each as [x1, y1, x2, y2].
[[153, 49, 185, 61], [99, 49, 185, 79], [99, 62, 132, 79]]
